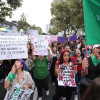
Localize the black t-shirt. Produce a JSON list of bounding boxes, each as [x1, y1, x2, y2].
[[85, 57, 100, 80]]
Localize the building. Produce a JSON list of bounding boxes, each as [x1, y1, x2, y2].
[[0, 20, 18, 34], [45, 24, 51, 34]]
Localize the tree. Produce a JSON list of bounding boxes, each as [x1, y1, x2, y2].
[[69, 0, 84, 34], [0, 0, 22, 23], [50, 0, 70, 36], [49, 26, 61, 35], [17, 13, 30, 34], [50, 0, 84, 36], [30, 24, 42, 35]]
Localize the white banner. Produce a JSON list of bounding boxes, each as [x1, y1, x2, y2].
[[32, 35, 50, 55], [28, 29, 38, 37], [0, 36, 28, 60], [58, 64, 77, 87], [8, 84, 33, 100]]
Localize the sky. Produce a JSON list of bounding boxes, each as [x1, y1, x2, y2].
[[6, 0, 53, 32]]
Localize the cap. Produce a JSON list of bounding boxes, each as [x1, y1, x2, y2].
[[93, 44, 100, 49]]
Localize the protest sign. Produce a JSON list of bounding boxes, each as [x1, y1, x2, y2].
[[0, 36, 28, 60], [69, 35, 77, 42], [58, 64, 77, 87], [8, 84, 33, 100], [27, 29, 38, 36], [51, 35, 58, 42], [32, 35, 49, 55], [58, 37, 68, 43]]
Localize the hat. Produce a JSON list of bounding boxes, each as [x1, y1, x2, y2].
[[93, 44, 100, 49], [18, 59, 26, 70]]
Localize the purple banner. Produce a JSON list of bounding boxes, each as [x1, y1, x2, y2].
[[58, 37, 68, 43], [69, 35, 77, 42]]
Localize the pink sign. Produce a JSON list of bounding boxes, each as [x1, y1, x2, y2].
[[51, 35, 58, 42]]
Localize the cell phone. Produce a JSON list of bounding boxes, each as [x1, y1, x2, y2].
[[76, 60, 79, 62], [72, 60, 75, 62]]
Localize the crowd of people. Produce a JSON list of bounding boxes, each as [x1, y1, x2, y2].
[[0, 35, 100, 100]]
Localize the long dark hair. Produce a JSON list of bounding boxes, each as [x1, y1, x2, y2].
[[82, 78, 100, 100], [58, 49, 70, 64]]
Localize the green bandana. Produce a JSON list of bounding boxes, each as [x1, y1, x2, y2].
[[91, 55, 100, 67]]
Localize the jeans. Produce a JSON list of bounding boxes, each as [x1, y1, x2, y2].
[[75, 70, 82, 95]]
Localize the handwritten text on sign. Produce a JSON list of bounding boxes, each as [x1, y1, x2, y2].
[[58, 65, 77, 87], [32, 35, 49, 55], [8, 84, 33, 100], [0, 36, 28, 60]]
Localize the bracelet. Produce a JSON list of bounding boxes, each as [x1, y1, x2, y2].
[[8, 72, 15, 82]]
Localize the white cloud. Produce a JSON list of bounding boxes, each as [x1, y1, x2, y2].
[[6, 0, 53, 32]]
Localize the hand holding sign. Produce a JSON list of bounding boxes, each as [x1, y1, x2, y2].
[[56, 69, 63, 75], [73, 69, 77, 74], [23, 85, 30, 90], [7, 84, 33, 100], [31, 44, 34, 51]]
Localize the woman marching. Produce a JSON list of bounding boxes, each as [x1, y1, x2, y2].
[[53, 49, 77, 100], [31, 45, 51, 100], [4, 59, 35, 100], [50, 46, 59, 85]]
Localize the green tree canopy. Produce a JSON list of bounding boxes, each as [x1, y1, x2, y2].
[[30, 24, 42, 35], [18, 14, 42, 35], [50, 0, 84, 36], [17, 13, 30, 34], [0, 0, 22, 22], [49, 26, 61, 35]]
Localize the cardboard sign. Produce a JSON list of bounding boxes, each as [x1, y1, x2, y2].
[[32, 35, 49, 55], [8, 84, 33, 100], [0, 36, 28, 60], [58, 64, 77, 87]]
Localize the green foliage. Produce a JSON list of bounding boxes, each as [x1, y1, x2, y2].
[[49, 26, 61, 35], [50, 0, 70, 36], [50, 0, 84, 36], [42, 33, 47, 35], [7, 0, 22, 9], [17, 13, 30, 34], [0, 0, 22, 22], [30, 24, 42, 35], [18, 14, 42, 35], [69, 0, 84, 32]]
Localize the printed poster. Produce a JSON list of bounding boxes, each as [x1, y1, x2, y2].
[[58, 64, 77, 87], [0, 36, 28, 60], [31, 35, 50, 55], [8, 84, 33, 100]]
